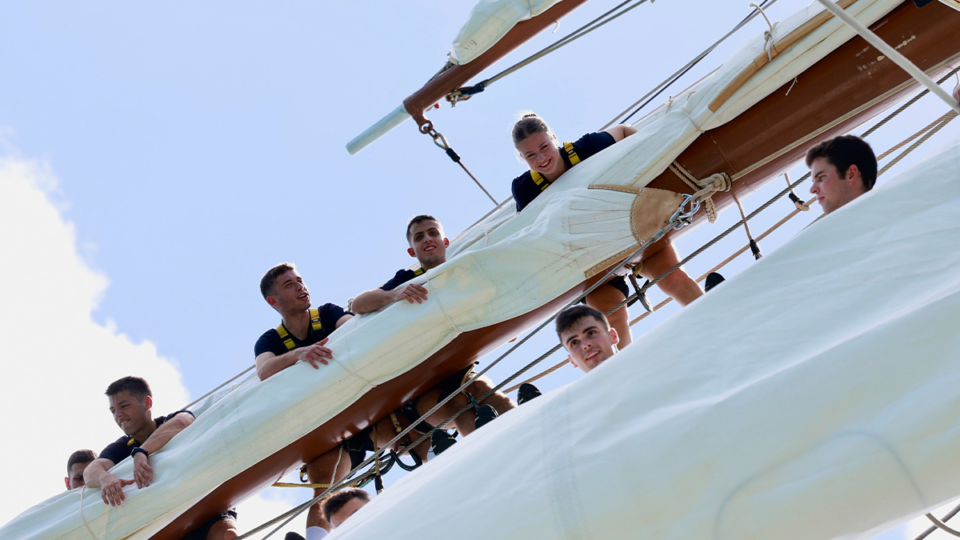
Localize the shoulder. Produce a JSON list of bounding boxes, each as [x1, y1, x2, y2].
[[380, 269, 414, 291], [99, 435, 132, 465], [511, 171, 537, 212], [318, 302, 351, 322], [254, 328, 282, 357], [572, 131, 616, 157]]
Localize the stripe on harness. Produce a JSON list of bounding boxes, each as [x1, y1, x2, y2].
[[530, 142, 579, 192], [276, 308, 323, 351]]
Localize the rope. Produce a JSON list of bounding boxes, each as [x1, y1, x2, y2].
[[602, 0, 779, 129], [420, 120, 499, 206], [236, 205, 691, 540], [471, 0, 650, 91], [926, 513, 960, 538], [79, 486, 99, 540], [183, 365, 255, 411], [877, 111, 956, 177], [915, 502, 960, 540]]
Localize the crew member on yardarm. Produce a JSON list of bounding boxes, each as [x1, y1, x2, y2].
[[65, 450, 97, 490], [321, 488, 371, 529], [806, 135, 878, 216], [351, 215, 520, 441], [508, 113, 704, 349], [556, 305, 620, 374], [83, 376, 239, 540], [255, 262, 354, 539]]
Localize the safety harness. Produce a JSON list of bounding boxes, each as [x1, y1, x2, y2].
[[530, 142, 581, 191], [276, 308, 323, 350]]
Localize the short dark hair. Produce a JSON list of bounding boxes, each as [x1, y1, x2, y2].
[[555, 305, 610, 340], [512, 112, 555, 146], [321, 488, 371, 523], [67, 449, 97, 473], [805, 135, 877, 192], [260, 262, 297, 299], [406, 215, 443, 242], [105, 376, 152, 401]]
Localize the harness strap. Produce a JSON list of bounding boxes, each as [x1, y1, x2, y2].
[[530, 141, 579, 193], [277, 308, 323, 351], [389, 412, 404, 435], [413, 267, 425, 277]]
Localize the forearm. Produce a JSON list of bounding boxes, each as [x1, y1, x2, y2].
[[351, 289, 396, 314], [256, 350, 300, 380], [140, 415, 193, 454], [83, 461, 112, 488]]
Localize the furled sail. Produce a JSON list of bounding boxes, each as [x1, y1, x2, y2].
[[450, 0, 564, 65], [328, 134, 960, 540]]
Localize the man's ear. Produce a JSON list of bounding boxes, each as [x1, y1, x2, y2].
[[443, 238, 450, 247], [64, 477, 70, 490], [407, 247, 416, 257], [143, 395, 153, 412], [845, 164, 862, 184], [266, 295, 278, 308], [567, 354, 578, 368], [609, 327, 619, 346]]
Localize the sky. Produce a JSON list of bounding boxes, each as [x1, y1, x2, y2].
[[0, 0, 958, 538]]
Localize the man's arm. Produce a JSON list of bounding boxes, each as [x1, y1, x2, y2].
[[129, 412, 195, 488], [256, 349, 303, 380], [604, 124, 638, 143], [83, 458, 135, 506], [352, 285, 428, 314]]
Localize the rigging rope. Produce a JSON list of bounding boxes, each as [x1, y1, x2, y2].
[[449, 0, 651, 104], [916, 502, 960, 539], [601, 0, 779, 129]]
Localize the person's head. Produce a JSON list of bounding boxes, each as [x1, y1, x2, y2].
[[556, 305, 619, 373], [322, 488, 371, 528], [512, 112, 566, 180], [65, 449, 97, 490], [406, 215, 449, 270], [805, 135, 877, 215], [261, 262, 310, 314], [105, 376, 154, 437]]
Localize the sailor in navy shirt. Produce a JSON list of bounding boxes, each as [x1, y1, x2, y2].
[[352, 215, 517, 439], [511, 130, 617, 212], [254, 263, 353, 380], [508, 113, 707, 349], [98, 409, 195, 465]]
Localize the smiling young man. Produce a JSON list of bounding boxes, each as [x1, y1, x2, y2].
[[83, 377, 238, 540], [65, 449, 97, 490], [806, 135, 878, 216], [352, 215, 518, 440], [556, 305, 620, 374]]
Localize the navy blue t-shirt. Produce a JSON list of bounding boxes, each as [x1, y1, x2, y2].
[[99, 410, 195, 465], [254, 303, 350, 357], [511, 131, 617, 212], [379, 268, 425, 292]]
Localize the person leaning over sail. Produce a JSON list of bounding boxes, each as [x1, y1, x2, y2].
[[351, 215, 519, 442], [255, 262, 354, 539], [83, 376, 239, 540], [806, 135, 877, 216], [65, 449, 97, 490], [555, 305, 620, 374], [509, 113, 704, 349]]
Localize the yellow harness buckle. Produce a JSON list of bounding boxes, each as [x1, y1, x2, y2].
[[277, 308, 323, 351]]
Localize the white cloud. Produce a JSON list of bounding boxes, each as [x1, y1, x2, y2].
[[0, 149, 293, 533]]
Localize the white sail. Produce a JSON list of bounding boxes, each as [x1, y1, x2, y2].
[[450, 0, 564, 65], [0, 0, 909, 537], [329, 134, 960, 540]]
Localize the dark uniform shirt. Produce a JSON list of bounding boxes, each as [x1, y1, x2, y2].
[[379, 268, 425, 292], [254, 303, 351, 357], [99, 410, 195, 465], [511, 131, 617, 212]]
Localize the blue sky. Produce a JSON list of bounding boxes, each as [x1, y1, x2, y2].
[[1, 0, 957, 536]]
